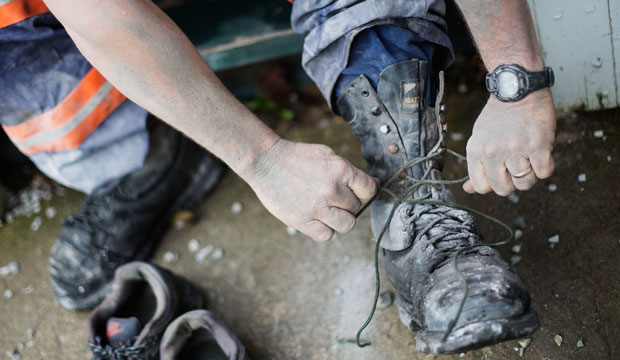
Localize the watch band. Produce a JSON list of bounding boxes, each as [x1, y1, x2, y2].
[[527, 66, 554, 92], [486, 64, 554, 102]]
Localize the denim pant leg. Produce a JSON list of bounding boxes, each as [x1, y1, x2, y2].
[[290, 0, 454, 108], [1, 14, 149, 195]]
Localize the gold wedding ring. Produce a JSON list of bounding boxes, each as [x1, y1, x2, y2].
[[511, 165, 533, 179]]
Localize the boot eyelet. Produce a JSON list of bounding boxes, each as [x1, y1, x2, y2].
[[371, 106, 382, 116], [388, 144, 399, 153], [379, 125, 390, 134], [361, 89, 370, 97]]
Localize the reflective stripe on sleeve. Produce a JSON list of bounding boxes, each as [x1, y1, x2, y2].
[[0, 0, 49, 29]]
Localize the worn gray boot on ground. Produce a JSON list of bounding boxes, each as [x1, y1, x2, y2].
[[337, 59, 538, 353]]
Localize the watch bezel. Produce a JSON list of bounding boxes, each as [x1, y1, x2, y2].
[[486, 64, 529, 102]]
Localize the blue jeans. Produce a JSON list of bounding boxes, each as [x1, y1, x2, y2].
[[334, 25, 441, 107]]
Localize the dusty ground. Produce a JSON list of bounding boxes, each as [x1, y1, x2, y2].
[[1, 64, 619, 360]]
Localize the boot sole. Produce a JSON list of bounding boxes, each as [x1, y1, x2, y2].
[[54, 151, 224, 311], [415, 308, 539, 354]]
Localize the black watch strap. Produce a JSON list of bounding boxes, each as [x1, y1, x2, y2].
[[527, 66, 555, 92]]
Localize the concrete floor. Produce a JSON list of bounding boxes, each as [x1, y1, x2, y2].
[[1, 73, 619, 360]]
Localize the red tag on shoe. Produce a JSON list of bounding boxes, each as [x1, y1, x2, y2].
[[106, 317, 142, 348]]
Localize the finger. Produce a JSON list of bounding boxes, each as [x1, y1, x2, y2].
[[346, 167, 378, 203], [465, 159, 492, 194], [319, 207, 357, 234], [484, 161, 515, 196], [329, 185, 362, 214], [302, 220, 335, 242], [463, 179, 476, 193], [506, 157, 537, 191], [530, 150, 554, 179]]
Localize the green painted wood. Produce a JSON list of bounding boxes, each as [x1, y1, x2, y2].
[[165, 0, 304, 71]]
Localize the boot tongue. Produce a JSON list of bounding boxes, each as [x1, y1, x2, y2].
[[106, 317, 142, 348]]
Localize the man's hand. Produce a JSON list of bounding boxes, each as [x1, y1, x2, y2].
[[463, 90, 556, 196], [243, 139, 377, 242]]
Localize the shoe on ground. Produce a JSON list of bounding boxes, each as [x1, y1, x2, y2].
[[337, 59, 538, 353], [87, 261, 203, 359], [160, 310, 247, 360], [50, 120, 224, 311]]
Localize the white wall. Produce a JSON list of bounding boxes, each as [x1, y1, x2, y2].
[[527, 0, 619, 113]]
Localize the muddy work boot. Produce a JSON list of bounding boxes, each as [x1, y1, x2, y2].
[[160, 310, 247, 360], [337, 59, 538, 353], [50, 121, 224, 311], [87, 262, 203, 359]]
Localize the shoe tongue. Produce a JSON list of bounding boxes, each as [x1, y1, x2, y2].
[[106, 317, 142, 348]]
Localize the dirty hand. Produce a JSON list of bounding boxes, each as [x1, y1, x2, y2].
[[244, 139, 377, 241], [463, 89, 556, 196]]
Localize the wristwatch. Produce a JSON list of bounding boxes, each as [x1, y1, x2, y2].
[[485, 64, 554, 102]]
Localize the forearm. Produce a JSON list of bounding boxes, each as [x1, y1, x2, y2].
[[454, 0, 542, 71], [42, 0, 279, 176]]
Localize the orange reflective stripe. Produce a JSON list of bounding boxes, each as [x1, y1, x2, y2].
[[20, 88, 126, 154], [3, 68, 110, 141], [0, 0, 49, 29], [1, 67, 127, 155]]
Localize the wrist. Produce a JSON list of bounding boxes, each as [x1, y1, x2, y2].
[[235, 131, 282, 182], [486, 87, 556, 124], [486, 54, 544, 72]]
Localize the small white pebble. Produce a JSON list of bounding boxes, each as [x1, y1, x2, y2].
[[459, 352, 465, 357], [510, 255, 522, 266], [333, 287, 343, 296], [231, 202, 243, 214], [195, 245, 214, 263], [21, 285, 34, 295], [211, 248, 224, 261], [0, 262, 20, 277], [30, 216, 42, 231], [6, 350, 21, 360], [519, 347, 524, 357], [548, 184, 557, 192], [16, 344, 23, 351], [593, 130, 604, 138], [607, 155, 612, 162], [188, 239, 200, 253], [162, 251, 179, 263], [513, 346, 519, 352], [45, 207, 57, 219], [577, 173, 586, 182], [26, 328, 35, 339], [78, 285, 85, 294], [518, 338, 531, 349], [554, 334, 563, 346], [576, 339, 584, 348], [548, 234, 560, 244], [507, 192, 520, 204], [286, 226, 297, 236], [514, 229, 523, 240], [512, 244, 522, 254], [4, 288, 14, 299]]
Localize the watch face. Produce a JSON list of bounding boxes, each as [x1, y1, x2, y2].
[[497, 71, 520, 98]]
